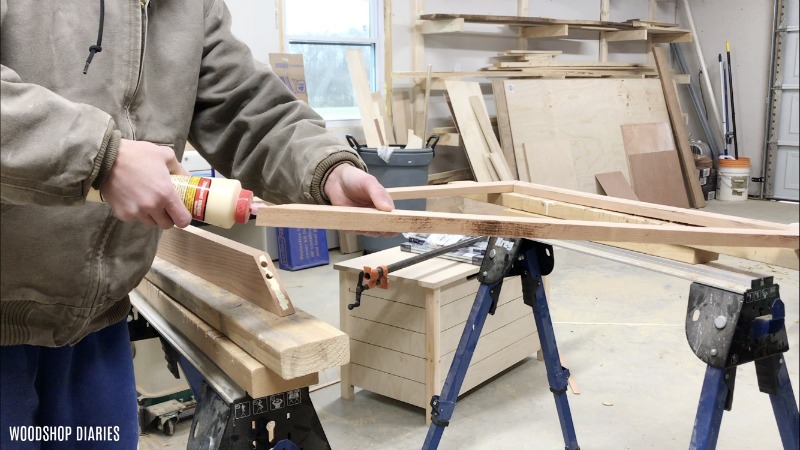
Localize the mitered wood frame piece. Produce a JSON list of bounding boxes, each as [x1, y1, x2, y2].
[[158, 226, 294, 316], [256, 204, 798, 249], [384, 181, 793, 231]]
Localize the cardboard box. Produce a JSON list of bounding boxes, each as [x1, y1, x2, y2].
[[276, 228, 329, 271], [269, 53, 309, 103]]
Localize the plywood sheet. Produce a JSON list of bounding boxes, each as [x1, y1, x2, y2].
[[502, 78, 670, 194], [524, 140, 578, 189], [595, 171, 640, 200], [627, 151, 692, 208]]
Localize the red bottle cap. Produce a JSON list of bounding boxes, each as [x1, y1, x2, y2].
[[235, 189, 254, 224]]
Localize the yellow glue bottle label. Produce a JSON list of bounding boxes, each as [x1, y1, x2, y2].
[[172, 175, 212, 222]]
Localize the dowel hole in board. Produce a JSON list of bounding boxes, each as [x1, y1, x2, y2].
[[260, 260, 268, 268], [692, 309, 700, 322], [264, 270, 274, 279]]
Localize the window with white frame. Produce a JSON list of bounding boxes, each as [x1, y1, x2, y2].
[[283, 0, 382, 121]]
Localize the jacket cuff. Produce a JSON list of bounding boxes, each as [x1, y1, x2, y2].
[[310, 150, 368, 205], [90, 124, 121, 190]]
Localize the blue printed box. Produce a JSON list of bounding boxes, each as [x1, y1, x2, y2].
[[276, 228, 329, 271]]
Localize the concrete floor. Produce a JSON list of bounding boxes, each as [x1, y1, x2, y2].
[[140, 198, 799, 450]]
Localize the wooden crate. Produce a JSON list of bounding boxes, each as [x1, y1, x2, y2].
[[334, 247, 540, 423]]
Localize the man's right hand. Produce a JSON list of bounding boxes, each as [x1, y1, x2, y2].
[[98, 139, 193, 229]]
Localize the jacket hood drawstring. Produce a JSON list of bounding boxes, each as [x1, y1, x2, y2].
[[83, 0, 105, 74]]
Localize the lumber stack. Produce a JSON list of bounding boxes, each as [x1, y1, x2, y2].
[[483, 51, 658, 79]]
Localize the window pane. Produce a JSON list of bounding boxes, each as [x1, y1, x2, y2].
[[288, 43, 374, 120], [285, 0, 371, 39]]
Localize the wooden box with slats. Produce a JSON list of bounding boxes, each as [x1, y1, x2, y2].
[[334, 247, 540, 424]]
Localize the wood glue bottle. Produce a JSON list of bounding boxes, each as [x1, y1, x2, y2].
[[88, 175, 254, 229]]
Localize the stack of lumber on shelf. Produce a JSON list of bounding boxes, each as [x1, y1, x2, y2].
[[483, 51, 657, 79], [417, 13, 692, 43]]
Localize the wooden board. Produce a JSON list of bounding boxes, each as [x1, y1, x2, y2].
[[391, 91, 411, 145], [445, 80, 495, 182], [501, 78, 670, 194], [595, 171, 640, 200], [491, 80, 518, 178], [385, 181, 794, 230], [136, 280, 318, 397], [256, 204, 799, 249], [346, 50, 381, 147], [510, 182, 792, 230], [652, 46, 706, 208], [627, 151, 692, 208], [502, 207, 718, 264], [495, 192, 798, 267], [145, 258, 349, 379], [157, 226, 294, 316]]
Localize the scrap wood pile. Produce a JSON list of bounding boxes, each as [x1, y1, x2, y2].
[[340, 13, 798, 270], [439, 46, 706, 211]]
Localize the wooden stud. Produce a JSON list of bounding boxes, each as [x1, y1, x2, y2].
[[652, 46, 706, 208], [523, 24, 569, 38], [346, 50, 382, 147], [419, 18, 465, 34], [136, 280, 319, 398], [146, 258, 350, 379]]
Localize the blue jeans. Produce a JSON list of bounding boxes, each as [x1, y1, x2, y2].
[[0, 319, 139, 449]]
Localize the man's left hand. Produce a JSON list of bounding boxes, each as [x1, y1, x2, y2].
[[323, 164, 395, 237], [324, 164, 394, 211]]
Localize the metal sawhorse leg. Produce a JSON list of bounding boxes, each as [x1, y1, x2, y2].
[[129, 290, 332, 450], [423, 237, 580, 450], [686, 278, 799, 450]]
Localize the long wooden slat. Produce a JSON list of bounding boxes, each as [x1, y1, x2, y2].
[[512, 181, 793, 230], [386, 181, 516, 200], [469, 96, 514, 180], [445, 80, 495, 182], [491, 80, 518, 178], [653, 46, 706, 208], [146, 258, 349, 379], [496, 192, 797, 269], [158, 226, 294, 316], [136, 280, 318, 397], [346, 49, 382, 147], [256, 204, 799, 249], [501, 206, 718, 264]]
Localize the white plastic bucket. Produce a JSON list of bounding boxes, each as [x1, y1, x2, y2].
[[716, 157, 750, 201]]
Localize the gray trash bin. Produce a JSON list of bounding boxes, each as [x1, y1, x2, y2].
[[346, 135, 438, 253]]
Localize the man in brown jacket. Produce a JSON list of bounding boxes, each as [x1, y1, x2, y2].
[[0, 1, 393, 448]]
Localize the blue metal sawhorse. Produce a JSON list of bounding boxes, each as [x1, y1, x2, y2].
[[685, 278, 799, 450], [422, 237, 580, 450]]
